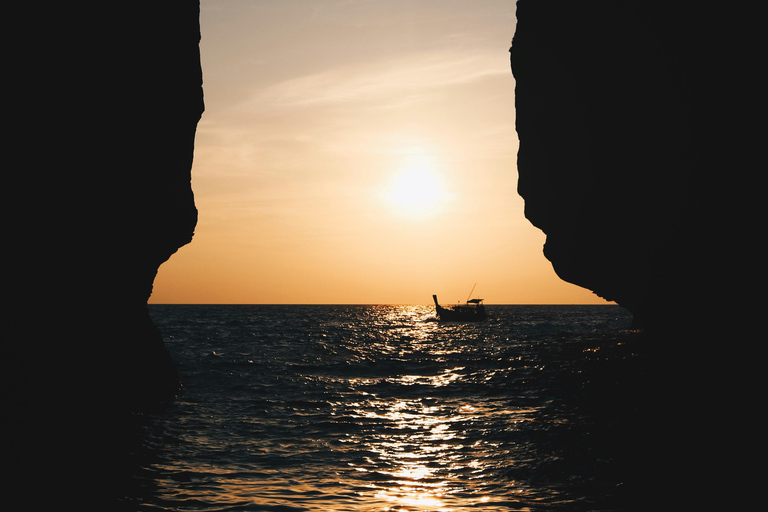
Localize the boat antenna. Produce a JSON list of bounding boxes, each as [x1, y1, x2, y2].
[[466, 283, 477, 303]]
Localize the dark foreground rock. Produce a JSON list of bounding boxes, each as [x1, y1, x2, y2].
[[2, 3, 203, 506], [3, 2, 202, 408], [511, 0, 755, 332], [511, 1, 760, 508]]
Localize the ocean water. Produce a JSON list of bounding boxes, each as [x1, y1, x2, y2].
[[126, 305, 638, 511]]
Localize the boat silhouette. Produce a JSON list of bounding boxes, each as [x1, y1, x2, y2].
[[432, 292, 488, 322]]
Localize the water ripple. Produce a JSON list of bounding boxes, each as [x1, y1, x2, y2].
[[136, 304, 635, 511]]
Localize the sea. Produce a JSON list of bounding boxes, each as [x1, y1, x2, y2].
[[119, 305, 643, 511]]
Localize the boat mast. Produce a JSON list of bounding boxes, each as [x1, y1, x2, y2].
[[466, 283, 477, 303]]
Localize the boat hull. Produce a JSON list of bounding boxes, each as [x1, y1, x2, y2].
[[433, 294, 488, 322]]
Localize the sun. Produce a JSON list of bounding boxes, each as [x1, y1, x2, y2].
[[384, 155, 449, 218]]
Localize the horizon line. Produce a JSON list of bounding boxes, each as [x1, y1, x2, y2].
[[147, 302, 619, 306]]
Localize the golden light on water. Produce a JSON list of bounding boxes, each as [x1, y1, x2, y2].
[[351, 395, 496, 510], [148, 306, 566, 510], [339, 311, 503, 510]]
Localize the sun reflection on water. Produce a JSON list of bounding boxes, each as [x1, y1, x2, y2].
[[138, 304, 638, 510], [347, 393, 500, 509], [333, 307, 512, 509]]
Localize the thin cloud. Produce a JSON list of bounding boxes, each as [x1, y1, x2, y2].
[[252, 50, 507, 109]]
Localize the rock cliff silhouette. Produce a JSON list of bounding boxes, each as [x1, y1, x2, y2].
[[511, 1, 753, 332], [3, 5, 202, 410], [2, 2, 203, 506], [512, 2, 759, 507]]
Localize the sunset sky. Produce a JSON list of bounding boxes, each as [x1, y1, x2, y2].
[[150, 0, 609, 305]]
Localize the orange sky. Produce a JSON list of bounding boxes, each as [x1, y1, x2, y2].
[[150, 0, 609, 305]]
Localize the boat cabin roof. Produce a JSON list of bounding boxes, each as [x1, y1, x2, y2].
[[467, 298, 483, 304]]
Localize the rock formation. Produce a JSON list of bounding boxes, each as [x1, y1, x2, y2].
[[2, 3, 203, 505], [511, 2, 759, 507], [3, 4, 203, 412], [511, 1, 752, 331]]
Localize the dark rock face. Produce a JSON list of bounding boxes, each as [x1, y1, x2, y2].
[[2, 3, 203, 505], [511, 3, 760, 507], [511, 1, 750, 330], [3, 4, 203, 412]]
